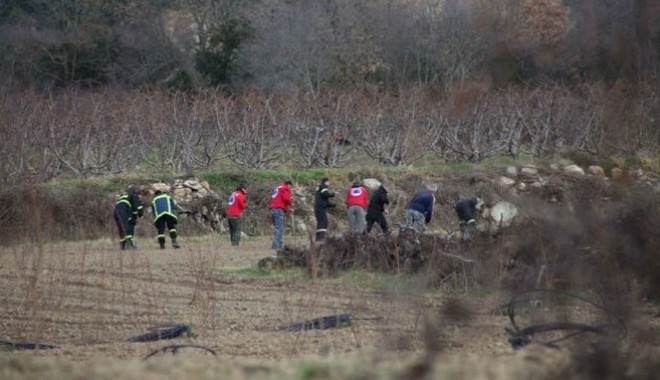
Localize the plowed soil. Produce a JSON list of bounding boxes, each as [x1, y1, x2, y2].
[[0, 236, 523, 375]]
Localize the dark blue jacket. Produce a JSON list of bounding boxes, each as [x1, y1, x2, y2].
[[406, 190, 435, 223], [115, 191, 144, 222], [152, 192, 177, 222]]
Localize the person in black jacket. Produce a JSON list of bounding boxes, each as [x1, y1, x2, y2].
[[365, 183, 390, 236], [314, 177, 335, 242], [113, 188, 145, 250], [455, 196, 484, 242]]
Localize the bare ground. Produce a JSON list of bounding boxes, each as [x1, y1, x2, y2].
[[0, 233, 658, 379], [0, 235, 528, 375]]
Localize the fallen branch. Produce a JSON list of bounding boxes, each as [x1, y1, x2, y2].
[[0, 341, 59, 351], [143, 344, 216, 360], [128, 324, 194, 343]]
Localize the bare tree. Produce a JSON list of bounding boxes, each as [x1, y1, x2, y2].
[[357, 91, 427, 165], [286, 91, 358, 168], [223, 92, 286, 168]]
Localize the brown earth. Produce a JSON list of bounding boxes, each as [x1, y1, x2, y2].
[[1, 233, 659, 379], [0, 236, 510, 355]]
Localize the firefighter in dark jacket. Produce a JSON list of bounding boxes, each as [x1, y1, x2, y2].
[[455, 196, 484, 242], [152, 190, 180, 249], [113, 188, 145, 250], [314, 177, 335, 242], [365, 183, 390, 236]]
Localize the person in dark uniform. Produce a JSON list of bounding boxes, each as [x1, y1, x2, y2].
[[313, 177, 335, 242], [113, 188, 145, 250], [365, 183, 390, 236], [455, 196, 484, 242], [152, 190, 180, 249]]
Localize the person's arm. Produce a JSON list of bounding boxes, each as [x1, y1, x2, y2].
[[284, 188, 293, 206], [170, 197, 178, 215], [239, 193, 247, 210], [322, 189, 335, 199], [425, 196, 433, 224]]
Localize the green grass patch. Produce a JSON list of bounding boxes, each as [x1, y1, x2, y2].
[[217, 265, 309, 281], [202, 168, 333, 191]]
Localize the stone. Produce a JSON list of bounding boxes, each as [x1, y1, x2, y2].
[[563, 164, 585, 175], [505, 166, 518, 177], [611, 167, 623, 181], [362, 178, 382, 191], [587, 165, 605, 178], [499, 176, 516, 187], [520, 165, 539, 176], [489, 201, 518, 227], [151, 182, 171, 193], [183, 179, 203, 191]]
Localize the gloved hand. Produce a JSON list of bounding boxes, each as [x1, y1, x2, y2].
[[328, 202, 336, 209]]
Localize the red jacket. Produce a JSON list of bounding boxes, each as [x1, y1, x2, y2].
[[269, 183, 292, 212], [346, 185, 368, 209], [226, 189, 246, 217]]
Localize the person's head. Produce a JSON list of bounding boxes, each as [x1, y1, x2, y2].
[[237, 183, 247, 192], [131, 188, 147, 199], [320, 177, 329, 184], [285, 180, 293, 186], [352, 181, 361, 188], [154, 190, 163, 196], [426, 183, 438, 193]]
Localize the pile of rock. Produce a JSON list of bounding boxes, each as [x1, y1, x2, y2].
[[147, 178, 225, 233]]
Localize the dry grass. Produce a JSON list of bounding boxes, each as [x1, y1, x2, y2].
[[0, 234, 514, 379]]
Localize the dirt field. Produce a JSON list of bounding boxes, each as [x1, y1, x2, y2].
[[0, 232, 658, 379], [0, 234, 537, 377]]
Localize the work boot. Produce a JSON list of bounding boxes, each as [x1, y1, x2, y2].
[[172, 239, 180, 249], [159, 242, 166, 249], [126, 240, 138, 250], [120, 241, 126, 250]]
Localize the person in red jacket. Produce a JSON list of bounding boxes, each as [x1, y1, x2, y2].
[[226, 184, 247, 246], [346, 181, 368, 234], [269, 180, 293, 250]]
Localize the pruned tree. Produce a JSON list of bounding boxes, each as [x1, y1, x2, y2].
[[356, 91, 427, 165], [223, 92, 287, 168]]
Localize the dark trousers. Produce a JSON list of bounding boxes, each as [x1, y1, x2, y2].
[[366, 212, 389, 235], [227, 216, 242, 246], [113, 206, 134, 241], [155, 215, 177, 247], [315, 208, 328, 241]]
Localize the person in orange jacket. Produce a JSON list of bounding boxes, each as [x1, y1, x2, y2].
[[226, 184, 247, 246], [346, 181, 368, 234], [269, 180, 293, 250]]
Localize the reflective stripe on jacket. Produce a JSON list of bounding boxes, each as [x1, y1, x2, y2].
[[152, 193, 177, 221]]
